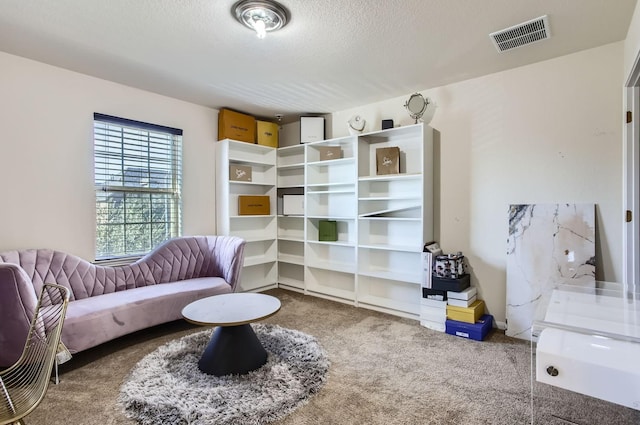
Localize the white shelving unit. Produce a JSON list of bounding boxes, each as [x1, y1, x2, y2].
[[276, 144, 306, 292], [216, 139, 277, 292], [304, 135, 358, 303], [356, 124, 433, 317], [217, 124, 433, 321]]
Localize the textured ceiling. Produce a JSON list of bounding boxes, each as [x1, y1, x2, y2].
[[0, 0, 636, 122]]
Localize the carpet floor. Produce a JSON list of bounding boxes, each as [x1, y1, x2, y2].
[[119, 324, 329, 424], [26, 288, 640, 425]]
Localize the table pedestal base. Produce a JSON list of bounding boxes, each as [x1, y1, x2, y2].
[[198, 324, 267, 376]]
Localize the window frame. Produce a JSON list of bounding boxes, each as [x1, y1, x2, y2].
[[93, 113, 183, 262]]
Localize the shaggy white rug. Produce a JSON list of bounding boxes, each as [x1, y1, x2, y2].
[[119, 324, 329, 425]]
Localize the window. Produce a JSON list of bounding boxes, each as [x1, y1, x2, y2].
[[93, 113, 182, 260]]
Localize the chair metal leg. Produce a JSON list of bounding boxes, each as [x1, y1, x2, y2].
[[53, 359, 59, 385]]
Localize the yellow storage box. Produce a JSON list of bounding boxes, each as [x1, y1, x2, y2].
[[218, 108, 256, 144], [446, 300, 485, 324], [256, 120, 279, 148]]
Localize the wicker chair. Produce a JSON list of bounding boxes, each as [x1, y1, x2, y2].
[[0, 283, 70, 425]]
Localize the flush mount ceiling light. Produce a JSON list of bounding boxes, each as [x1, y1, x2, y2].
[[234, 0, 289, 39]]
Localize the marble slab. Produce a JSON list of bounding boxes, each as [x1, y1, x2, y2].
[[506, 203, 595, 340]]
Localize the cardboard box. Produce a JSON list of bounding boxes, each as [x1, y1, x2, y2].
[[318, 220, 337, 241], [319, 146, 342, 161], [446, 314, 493, 341], [257, 120, 279, 148], [431, 274, 471, 292], [300, 116, 325, 143], [283, 194, 304, 215], [446, 299, 485, 324], [229, 164, 252, 182], [238, 195, 270, 215], [376, 147, 400, 175], [218, 108, 256, 144]]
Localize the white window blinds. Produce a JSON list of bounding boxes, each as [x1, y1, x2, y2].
[[93, 113, 183, 260]]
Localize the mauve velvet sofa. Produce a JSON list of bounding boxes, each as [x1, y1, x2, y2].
[[0, 235, 245, 367]]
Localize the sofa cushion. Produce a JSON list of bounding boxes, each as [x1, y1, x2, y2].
[[62, 277, 231, 354]]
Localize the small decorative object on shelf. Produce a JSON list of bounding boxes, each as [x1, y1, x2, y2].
[[229, 164, 252, 182], [347, 115, 366, 135], [318, 146, 342, 161], [375, 147, 400, 175], [318, 220, 338, 241], [404, 93, 436, 124], [381, 119, 394, 130]]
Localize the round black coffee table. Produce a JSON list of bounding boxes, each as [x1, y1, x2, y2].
[[181, 293, 281, 376]]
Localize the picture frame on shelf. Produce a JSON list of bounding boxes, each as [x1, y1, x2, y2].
[[229, 164, 252, 182]]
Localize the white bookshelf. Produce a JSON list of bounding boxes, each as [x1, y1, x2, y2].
[[218, 124, 433, 320], [356, 124, 433, 317], [276, 144, 305, 291], [216, 139, 277, 292], [303, 135, 358, 303]]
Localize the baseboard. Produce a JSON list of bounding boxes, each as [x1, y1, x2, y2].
[[494, 320, 507, 330]]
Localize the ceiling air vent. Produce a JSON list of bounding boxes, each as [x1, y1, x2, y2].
[[489, 15, 550, 52]]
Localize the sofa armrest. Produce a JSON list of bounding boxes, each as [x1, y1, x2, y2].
[[207, 236, 246, 292], [0, 263, 39, 366]]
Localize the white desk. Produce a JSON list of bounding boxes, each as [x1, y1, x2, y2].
[[534, 286, 640, 410]]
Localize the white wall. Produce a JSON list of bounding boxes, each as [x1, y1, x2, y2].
[[625, 1, 640, 83], [332, 42, 624, 325], [0, 52, 218, 259]]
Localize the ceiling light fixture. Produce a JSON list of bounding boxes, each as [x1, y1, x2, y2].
[[234, 0, 289, 39]]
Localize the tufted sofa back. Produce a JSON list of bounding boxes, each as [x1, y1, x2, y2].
[[0, 235, 245, 302]]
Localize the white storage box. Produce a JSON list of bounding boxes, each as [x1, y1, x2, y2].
[[283, 195, 304, 215], [447, 286, 477, 301], [447, 295, 477, 308], [420, 320, 446, 332], [420, 305, 447, 322], [300, 117, 325, 143]]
